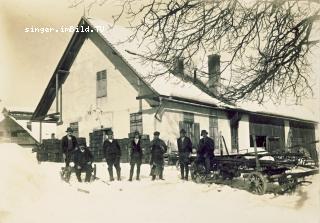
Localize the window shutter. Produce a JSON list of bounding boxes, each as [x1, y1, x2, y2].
[[193, 123, 200, 149]]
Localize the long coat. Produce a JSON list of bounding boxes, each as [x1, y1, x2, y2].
[[150, 138, 167, 164], [130, 139, 143, 161], [61, 135, 78, 154], [177, 136, 193, 163], [198, 137, 215, 158], [103, 139, 121, 159]]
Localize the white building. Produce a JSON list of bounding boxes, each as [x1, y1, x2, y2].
[[31, 17, 318, 158]]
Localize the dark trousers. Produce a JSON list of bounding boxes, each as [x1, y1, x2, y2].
[[106, 156, 121, 180], [75, 164, 92, 182], [151, 158, 164, 179], [129, 154, 142, 180], [64, 152, 73, 167], [179, 153, 190, 180], [204, 156, 212, 174]]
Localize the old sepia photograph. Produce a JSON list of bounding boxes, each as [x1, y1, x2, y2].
[[0, 0, 319, 222]]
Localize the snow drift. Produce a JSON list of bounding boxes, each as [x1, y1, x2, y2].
[[0, 143, 319, 223]]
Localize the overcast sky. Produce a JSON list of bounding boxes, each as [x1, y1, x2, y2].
[[0, 0, 319, 120]]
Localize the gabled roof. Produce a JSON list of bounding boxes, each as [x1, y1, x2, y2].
[[1, 112, 39, 143], [32, 16, 226, 121], [32, 17, 318, 123]]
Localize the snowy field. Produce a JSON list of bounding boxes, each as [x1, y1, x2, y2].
[[0, 143, 319, 223]]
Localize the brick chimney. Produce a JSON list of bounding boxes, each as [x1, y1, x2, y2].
[[207, 54, 220, 95], [173, 57, 184, 76]]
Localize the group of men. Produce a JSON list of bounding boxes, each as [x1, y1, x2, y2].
[[61, 127, 215, 182]]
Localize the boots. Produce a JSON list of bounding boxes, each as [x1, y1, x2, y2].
[[185, 166, 189, 181], [108, 168, 114, 181], [180, 165, 185, 180], [129, 166, 134, 181], [136, 165, 141, 180], [116, 168, 121, 181], [159, 170, 164, 180]]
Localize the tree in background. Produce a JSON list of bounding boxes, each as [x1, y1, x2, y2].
[[71, 0, 320, 104]]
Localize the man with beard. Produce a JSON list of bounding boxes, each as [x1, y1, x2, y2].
[[74, 145, 94, 182]]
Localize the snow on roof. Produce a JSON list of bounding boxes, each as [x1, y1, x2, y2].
[[235, 101, 318, 122], [86, 17, 318, 122], [7, 115, 39, 143], [87, 18, 225, 107]]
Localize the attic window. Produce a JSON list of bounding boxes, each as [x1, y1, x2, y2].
[[96, 70, 107, 98]]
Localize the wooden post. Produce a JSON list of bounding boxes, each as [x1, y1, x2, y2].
[[39, 121, 42, 144], [59, 84, 63, 123], [252, 134, 261, 171], [56, 73, 59, 114]]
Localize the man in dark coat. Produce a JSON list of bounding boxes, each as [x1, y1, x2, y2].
[[198, 130, 215, 174], [129, 131, 143, 181], [103, 130, 122, 181], [150, 131, 167, 180], [177, 129, 193, 180], [61, 127, 78, 167], [74, 145, 94, 182]]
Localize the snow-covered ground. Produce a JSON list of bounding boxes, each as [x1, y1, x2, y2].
[[0, 143, 319, 223]]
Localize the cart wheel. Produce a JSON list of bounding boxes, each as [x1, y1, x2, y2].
[[248, 172, 267, 195]]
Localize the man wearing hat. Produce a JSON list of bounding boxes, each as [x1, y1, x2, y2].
[[128, 131, 143, 181], [103, 129, 122, 181], [177, 129, 193, 180], [61, 127, 79, 167], [73, 144, 94, 182], [150, 131, 167, 180], [198, 130, 215, 174]]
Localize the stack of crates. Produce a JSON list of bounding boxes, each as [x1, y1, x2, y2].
[[42, 139, 62, 162], [118, 138, 130, 163], [89, 131, 105, 162]]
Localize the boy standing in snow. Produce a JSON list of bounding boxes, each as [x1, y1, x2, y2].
[[103, 130, 122, 181], [129, 131, 143, 181], [61, 127, 78, 167], [177, 129, 193, 180], [150, 131, 167, 180]]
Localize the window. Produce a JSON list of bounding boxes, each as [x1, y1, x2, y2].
[[180, 113, 200, 149], [250, 135, 267, 148], [96, 70, 107, 98], [27, 121, 32, 131], [130, 112, 143, 134], [70, 122, 79, 137], [209, 116, 219, 149]]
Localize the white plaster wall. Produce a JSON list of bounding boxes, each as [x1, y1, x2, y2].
[[54, 39, 150, 140], [238, 114, 250, 150], [218, 112, 232, 151], [284, 120, 290, 147]]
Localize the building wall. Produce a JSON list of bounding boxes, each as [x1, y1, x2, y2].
[[54, 39, 151, 140], [238, 114, 250, 151]]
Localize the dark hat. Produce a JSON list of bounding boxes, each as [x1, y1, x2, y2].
[[201, 130, 208, 136], [153, 131, 160, 136], [106, 129, 114, 135], [180, 129, 186, 134], [66, 127, 73, 133]]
